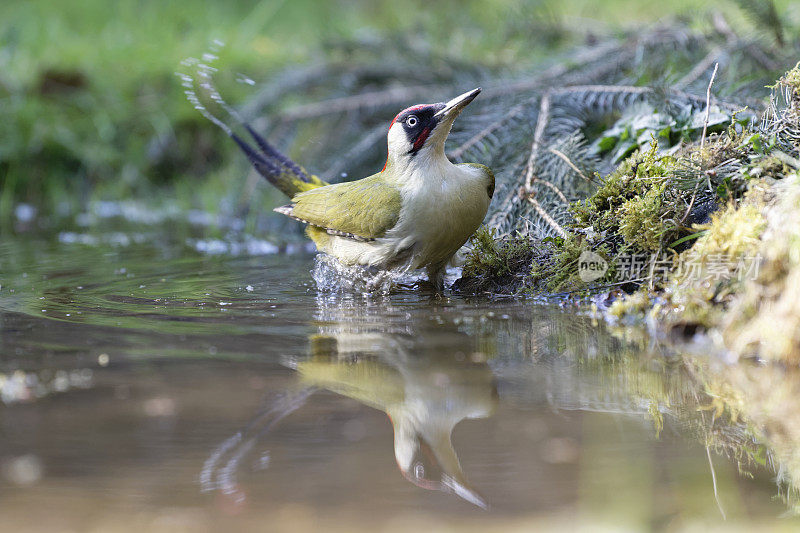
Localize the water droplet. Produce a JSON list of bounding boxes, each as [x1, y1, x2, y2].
[[236, 73, 255, 86], [2, 455, 43, 486]]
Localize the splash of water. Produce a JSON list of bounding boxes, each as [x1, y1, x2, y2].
[[311, 254, 423, 295]]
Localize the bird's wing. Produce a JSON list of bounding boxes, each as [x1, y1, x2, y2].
[[283, 174, 403, 240]]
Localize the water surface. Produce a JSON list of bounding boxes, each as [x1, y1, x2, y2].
[[0, 235, 797, 531]]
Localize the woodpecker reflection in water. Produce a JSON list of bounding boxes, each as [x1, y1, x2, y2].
[[201, 298, 497, 509]]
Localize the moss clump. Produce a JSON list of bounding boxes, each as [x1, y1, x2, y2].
[[569, 142, 699, 267], [456, 227, 614, 295], [529, 235, 617, 293], [781, 62, 800, 91], [535, 235, 588, 292], [617, 180, 669, 252], [454, 226, 541, 294], [720, 174, 800, 362], [559, 77, 796, 305], [607, 289, 656, 321], [571, 144, 677, 243], [666, 187, 769, 328], [459, 226, 533, 279]]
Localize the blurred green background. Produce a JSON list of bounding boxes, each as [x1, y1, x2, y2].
[[0, 0, 796, 225]]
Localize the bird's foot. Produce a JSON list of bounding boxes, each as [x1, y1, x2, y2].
[[413, 280, 447, 299], [405, 278, 443, 295]]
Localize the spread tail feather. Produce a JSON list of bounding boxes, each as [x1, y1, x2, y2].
[[178, 59, 325, 198], [230, 126, 327, 198]]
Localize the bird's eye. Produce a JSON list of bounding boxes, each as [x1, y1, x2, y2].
[[406, 115, 418, 127], [414, 463, 425, 478]]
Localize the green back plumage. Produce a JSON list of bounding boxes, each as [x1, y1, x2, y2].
[[289, 173, 402, 239]]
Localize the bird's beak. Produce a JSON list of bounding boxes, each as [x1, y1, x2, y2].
[[434, 87, 481, 121], [394, 425, 489, 509], [443, 475, 489, 510]]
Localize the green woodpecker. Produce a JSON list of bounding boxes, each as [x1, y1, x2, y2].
[[230, 88, 494, 292]]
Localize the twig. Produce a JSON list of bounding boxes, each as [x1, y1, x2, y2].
[[524, 194, 567, 237], [534, 179, 569, 204], [672, 85, 740, 113], [447, 45, 645, 160], [524, 92, 553, 191], [706, 444, 726, 520], [701, 63, 719, 150], [678, 159, 738, 225], [680, 183, 700, 225], [514, 84, 665, 234], [549, 148, 592, 183]]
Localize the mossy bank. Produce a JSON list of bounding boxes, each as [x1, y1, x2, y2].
[[457, 64, 800, 365]]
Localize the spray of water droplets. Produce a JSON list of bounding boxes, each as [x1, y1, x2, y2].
[[177, 39, 258, 136]]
